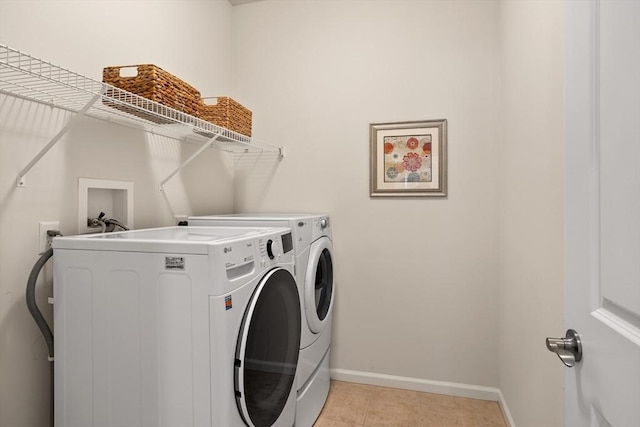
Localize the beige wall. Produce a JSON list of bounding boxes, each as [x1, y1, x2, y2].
[[231, 1, 565, 425], [498, 1, 565, 426], [0, 1, 235, 426], [231, 0, 503, 387]]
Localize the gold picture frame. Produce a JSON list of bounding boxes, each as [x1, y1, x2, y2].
[[369, 119, 448, 197]]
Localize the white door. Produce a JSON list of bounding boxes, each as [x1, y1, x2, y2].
[[563, 1, 640, 426]]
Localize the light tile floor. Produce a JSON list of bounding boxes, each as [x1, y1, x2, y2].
[[314, 381, 507, 427]]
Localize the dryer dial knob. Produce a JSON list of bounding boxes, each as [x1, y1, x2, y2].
[[320, 218, 329, 229], [266, 239, 275, 259]]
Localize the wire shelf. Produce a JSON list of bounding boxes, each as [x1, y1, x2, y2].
[[0, 44, 281, 154]]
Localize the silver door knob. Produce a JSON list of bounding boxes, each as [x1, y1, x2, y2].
[[546, 329, 582, 367]]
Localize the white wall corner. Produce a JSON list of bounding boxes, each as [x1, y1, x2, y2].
[[497, 389, 517, 427]]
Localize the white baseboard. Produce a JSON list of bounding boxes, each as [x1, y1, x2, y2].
[[329, 368, 516, 427]]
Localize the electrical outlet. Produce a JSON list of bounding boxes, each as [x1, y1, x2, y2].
[[39, 221, 60, 253]]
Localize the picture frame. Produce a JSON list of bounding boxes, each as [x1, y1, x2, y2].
[[369, 119, 447, 197]]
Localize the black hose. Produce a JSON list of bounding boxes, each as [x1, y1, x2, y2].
[[26, 247, 54, 427], [105, 218, 129, 231], [26, 247, 54, 358]]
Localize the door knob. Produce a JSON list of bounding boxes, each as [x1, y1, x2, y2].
[[546, 329, 582, 367]]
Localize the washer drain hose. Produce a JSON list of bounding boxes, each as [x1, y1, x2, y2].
[[26, 247, 54, 427]]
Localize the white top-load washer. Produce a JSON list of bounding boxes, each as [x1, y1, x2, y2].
[[53, 226, 300, 427], [188, 214, 335, 427]]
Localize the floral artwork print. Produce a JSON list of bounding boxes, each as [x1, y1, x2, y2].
[[370, 119, 447, 197], [383, 134, 432, 183]]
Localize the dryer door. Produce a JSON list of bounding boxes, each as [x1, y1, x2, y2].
[[304, 236, 334, 334], [235, 268, 301, 427]]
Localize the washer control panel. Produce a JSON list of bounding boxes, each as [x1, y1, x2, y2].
[[257, 232, 293, 266]]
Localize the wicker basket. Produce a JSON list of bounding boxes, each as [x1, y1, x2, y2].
[[197, 97, 252, 137], [102, 64, 202, 122]]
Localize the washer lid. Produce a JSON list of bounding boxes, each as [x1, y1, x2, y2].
[[52, 226, 278, 253]]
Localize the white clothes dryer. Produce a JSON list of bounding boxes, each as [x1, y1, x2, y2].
[[188, 214, 335, 427], [52, 226, 300, 427]]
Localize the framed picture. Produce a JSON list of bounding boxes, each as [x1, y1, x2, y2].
[[369, 119, 447, 197]]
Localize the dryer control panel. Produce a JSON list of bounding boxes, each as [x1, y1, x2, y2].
[[311, 216, 332, 241]]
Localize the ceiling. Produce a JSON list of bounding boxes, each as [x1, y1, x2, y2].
[[228, 0, 265, 6]]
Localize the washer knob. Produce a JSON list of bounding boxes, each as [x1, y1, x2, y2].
[[266, 239, 275, 259], [320, 218, 329, 229]]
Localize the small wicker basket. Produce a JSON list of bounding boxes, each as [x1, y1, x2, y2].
[[102, 64, 202, 121], [197, 97, 252, 137]]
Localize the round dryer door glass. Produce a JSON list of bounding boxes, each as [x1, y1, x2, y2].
[[235, 268, 301, 427], [305, 237, 334, 333], [314, 248, 333, 320]]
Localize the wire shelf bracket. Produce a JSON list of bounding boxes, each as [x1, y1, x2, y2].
[[159, 132, 222, 192], [16, 94, 100, 187]]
